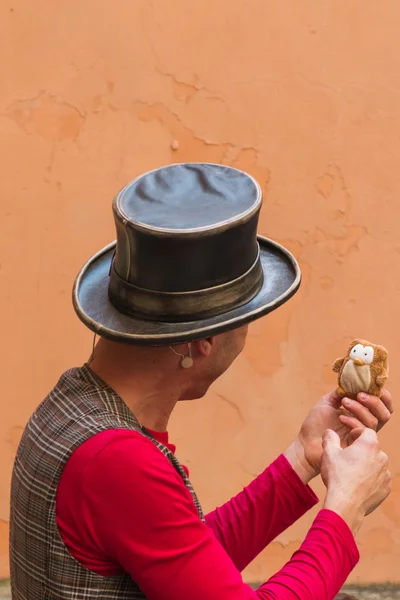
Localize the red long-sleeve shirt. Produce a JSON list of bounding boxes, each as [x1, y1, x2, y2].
[[56, 428, 359, 600]]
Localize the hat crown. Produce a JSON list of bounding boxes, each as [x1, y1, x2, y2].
[[116, 163, 261, 232], [109, 163, 264, 321]]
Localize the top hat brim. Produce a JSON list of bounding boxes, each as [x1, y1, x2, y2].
[[73, 236, 301, 346]]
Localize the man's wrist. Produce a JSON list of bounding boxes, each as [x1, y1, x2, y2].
[[323, 492, 365, 536], [284, 439, 318, 485]]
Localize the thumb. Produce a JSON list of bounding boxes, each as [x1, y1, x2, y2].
[[322, 429, 341, 455]]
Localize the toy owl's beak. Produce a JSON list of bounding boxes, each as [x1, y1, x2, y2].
[[353, 358, 365, 366]]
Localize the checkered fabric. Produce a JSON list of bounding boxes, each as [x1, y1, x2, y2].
[[10, 364, 204, 600]]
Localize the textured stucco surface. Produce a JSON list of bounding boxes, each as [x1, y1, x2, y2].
[[1, 0, 399, 584]]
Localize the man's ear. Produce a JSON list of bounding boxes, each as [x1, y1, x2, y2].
[[195, 336, 216, 357]]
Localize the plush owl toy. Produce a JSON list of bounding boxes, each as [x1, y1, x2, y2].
[[333, 339, 389, 399]]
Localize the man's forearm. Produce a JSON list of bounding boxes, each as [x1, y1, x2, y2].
[[205, 454, 319, 571]]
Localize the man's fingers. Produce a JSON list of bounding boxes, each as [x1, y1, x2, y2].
[[342, 397, 379, 430], [356, 393, 392, 431], [339, 413, 365, 431], [378, 388, 393, 414], [339, 416, 379, 445], [327, 388, 393, 419]]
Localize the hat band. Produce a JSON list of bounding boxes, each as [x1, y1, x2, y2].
[[108, 246, 264, 322]]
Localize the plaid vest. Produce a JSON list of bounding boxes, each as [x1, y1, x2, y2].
[[10, 364, 205, 600]]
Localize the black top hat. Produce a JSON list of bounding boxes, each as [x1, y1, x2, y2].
[[73, 163, 301, 345]]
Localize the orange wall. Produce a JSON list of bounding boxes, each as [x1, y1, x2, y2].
[[1, 0, 399, 584]]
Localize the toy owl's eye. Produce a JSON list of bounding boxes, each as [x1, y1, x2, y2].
[[364, 346, 374, 364]]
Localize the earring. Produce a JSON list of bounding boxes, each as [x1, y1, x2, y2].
[[169, 343, 193, 369]]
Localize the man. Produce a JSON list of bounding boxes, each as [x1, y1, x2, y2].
[[10, 163, 392, 600]]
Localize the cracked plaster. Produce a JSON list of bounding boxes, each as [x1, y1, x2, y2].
[[1, 0, 400, 585]]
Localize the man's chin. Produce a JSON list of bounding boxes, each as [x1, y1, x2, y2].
[[179, 387, 209, 401]]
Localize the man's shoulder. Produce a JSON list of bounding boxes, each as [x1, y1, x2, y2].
[[64, 428, 187, 495], [67, 428, 161, 466], [34, 364, 112, 417], [17, 366, 124, 461], [30, 365, 96, 413]]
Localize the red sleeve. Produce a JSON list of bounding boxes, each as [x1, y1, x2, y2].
[[206, 454, 318, 571], [56, 430, 359, 600]]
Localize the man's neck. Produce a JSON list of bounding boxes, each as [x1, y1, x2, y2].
[[88, 339, 184, 432]]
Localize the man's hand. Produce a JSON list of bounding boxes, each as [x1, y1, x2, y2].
[[322, 428, 391, 535], [284, 388, 393, 484]]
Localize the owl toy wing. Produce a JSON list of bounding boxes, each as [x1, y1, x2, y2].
[[332, 356, 345, 373]]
